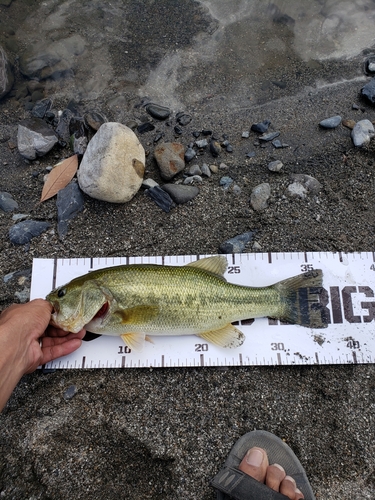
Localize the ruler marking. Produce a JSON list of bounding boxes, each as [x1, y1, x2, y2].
[[304, 252, 308, 263], [52, 258, 58, 289], [200, 354, 204, 366], [239, 353, 243, 365], [82, 356, 86, 369], [161, 355, 165, 368], [315, 353, 319, 364], [277, 353, 282, 365], [232, 254, 235, 265], [352, 351, 358, 364], [268, 252, 272, 264]]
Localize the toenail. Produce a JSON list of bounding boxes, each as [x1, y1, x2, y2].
[[245, 448, 264, 467], [272, 463, 285, 473]]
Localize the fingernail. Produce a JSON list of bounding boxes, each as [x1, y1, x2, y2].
[[245, 448, 264, 467]]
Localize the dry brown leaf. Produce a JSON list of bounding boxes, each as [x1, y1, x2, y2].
[[40, 155, 78, 203]]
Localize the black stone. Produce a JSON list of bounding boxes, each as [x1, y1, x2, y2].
[[137, 122, 155, 134], [219, 231, 255, 254], [84, 111, 106, 131], [226, 144, 233, 153], [251, 120, 271, 133], [55, 109, 74, 142], [202, 130, 212, 136], [56, 182, 84, 239], [0, 191, 18, 212], [176, 113, 192, 126], [31, 98, 52, 119], [192, 131, 200, 138], [174, 126, 183, 135], [361, 77, 375, 104], [184, 147, 196, 162], [161, 184, 199, 204], [153, 132, 164, 143], [259, 131, 280, 142], [145, 186, 175, 213], [9, 220, 50, 245], [246, 151, 256, 158], [145, 103, 171, 120]]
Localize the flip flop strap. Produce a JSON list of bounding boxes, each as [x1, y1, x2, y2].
[[211, 465, 290, 500]]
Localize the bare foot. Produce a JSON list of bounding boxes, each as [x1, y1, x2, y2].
[[239, 447, 304, 500]]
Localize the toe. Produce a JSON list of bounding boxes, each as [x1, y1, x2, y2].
[[238, 447, 269, 483], [265, 463, 286, 491], [280, 475, 304, 500]]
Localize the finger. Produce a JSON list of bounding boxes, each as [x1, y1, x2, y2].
[[41, 338, 83, 365], [41, 330, 86, 347], [266, 464, 286, 492], [238, 447, 269, 483], [46, 326, 86, 338]]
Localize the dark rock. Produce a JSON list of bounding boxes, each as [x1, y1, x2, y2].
[[364, 56, 375, 75], [174, 126, 183, 135], [154, 142, 185, 180], [259, 131, 280, 142], [192, 131, 200, 138], [84, 111, 107, 131], [145, 103, 171, 120], [219, 231, 255, 254], [226, 144, 233, 153], [251, 120, 271, 134], [246, 151, 256, 158], [31, 99, 52, 119], [184, 147, 196, 163], [55, 109, 74, 143], [202, 130, 212, 136], [137, 122, 155, 134], [145, 186, 175, 213], [9, 220, 50, 245], [153, 132, 164, 143], [361, 77, 375, 103], [0, 192, 18, 212], [176, 113, 192, 126], [0, 45, 14, 100], [63, 385, 77, 401], [56, 182, 85, 239], [272, 140, 289, 149], [319, 116, 342, 129], [161, 184, 199, 204], [17, 117, 58, 160], [209, 140, 221, 157]]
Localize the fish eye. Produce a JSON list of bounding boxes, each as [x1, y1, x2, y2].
[[57, 288, 67, 298]]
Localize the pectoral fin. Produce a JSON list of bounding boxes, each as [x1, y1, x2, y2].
[[197, 324, 245, 348]]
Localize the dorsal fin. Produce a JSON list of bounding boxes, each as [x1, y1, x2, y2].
[[186, 256, 228, 278]]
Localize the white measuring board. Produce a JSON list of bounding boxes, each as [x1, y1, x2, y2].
[[30, 252, 375, 368]]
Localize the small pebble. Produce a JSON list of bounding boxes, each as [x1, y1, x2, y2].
[[268, 160, 283, 172], [226, 144, 233, 153], [272, 140, 288, 149], [241, 131, 250, 138], [246, 151, 256, 158], [200, 163, 211, 177], [195, 139, 208, 148], [319, 116, 342, 129], [251, 120, 271, 134], [183, 175, 202, 185], [174, 126, 183, 135], [219, 176, 233, 190], [219, 231, 255, 254], [0, 191, 18, 212], [250, 183, 271, 211], [176, 113, 192, 126], [188, 165, 202, 176], [64, 385, 77, 401], [137, 122, 155, 134], [209, 164, 218, 174], [145, 103, 170, 120], [219, 163, 229, 170], [209, 140, 221, 157], [142, 178, 159, 189], [9, 220, 50, 245], [259, 131, 280, 142], [342, 119, 356, 130], [162, 184, 199, 204], [184, 147, 196, 162]]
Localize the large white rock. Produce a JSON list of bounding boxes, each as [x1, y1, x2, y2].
[[78, 122, 145, 203]]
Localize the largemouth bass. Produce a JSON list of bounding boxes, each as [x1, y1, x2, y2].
[[47, 256, 325, 350]]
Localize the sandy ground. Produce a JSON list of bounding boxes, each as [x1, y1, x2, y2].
[[1, 1, 375, 499]]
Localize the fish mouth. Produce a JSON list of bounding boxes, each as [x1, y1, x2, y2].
[[93, 301, 109, 319]]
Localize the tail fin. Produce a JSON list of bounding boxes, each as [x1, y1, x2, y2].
[[274, 270, 327, 328]]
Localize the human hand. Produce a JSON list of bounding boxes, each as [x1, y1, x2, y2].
[[0, 299, 85, 375]]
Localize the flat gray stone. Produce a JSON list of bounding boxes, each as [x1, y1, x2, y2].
[[319, 116, 342, 129], [361, 77, 375, 103], [56, 182, 85, 239], [219, 231, 255, 253], [250, 183, 271, 211], [9, 220, 50, 245], [162, 184, 199, 204], [17, 117, 58, 160], [0, 192, 18, 212]]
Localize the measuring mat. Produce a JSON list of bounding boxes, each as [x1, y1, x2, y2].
[[30, 252, 375, 368]]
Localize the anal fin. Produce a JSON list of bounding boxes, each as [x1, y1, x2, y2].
[[198, 324, 245, 348]]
